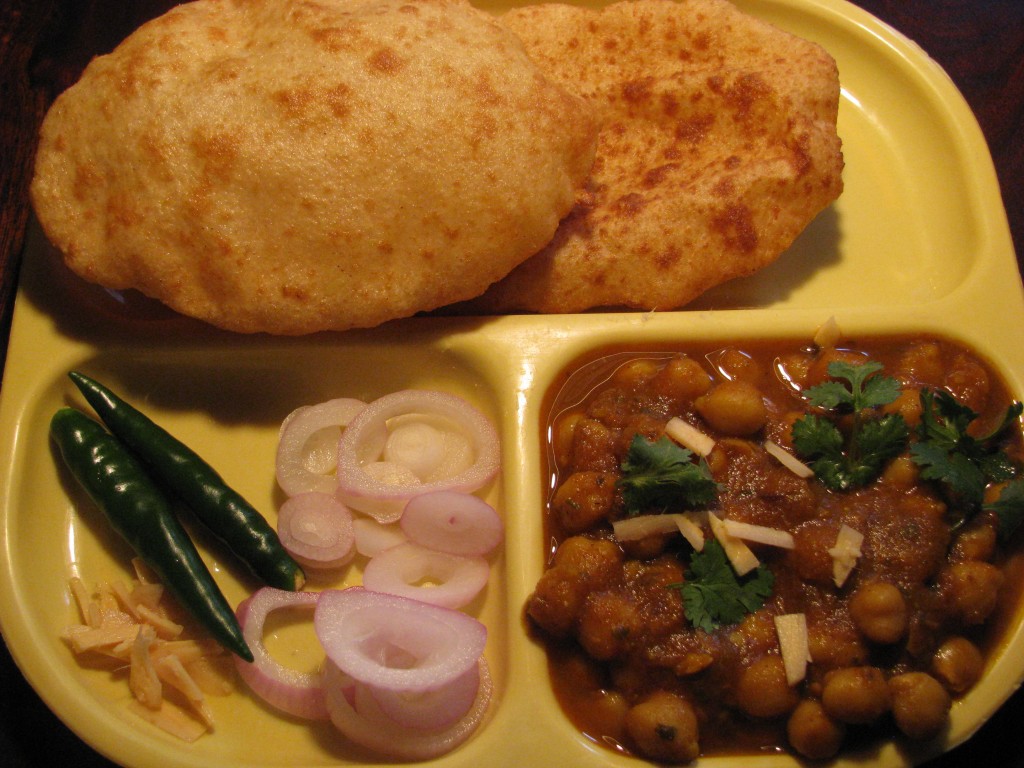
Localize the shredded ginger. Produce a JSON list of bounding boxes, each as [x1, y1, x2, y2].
[[63, 559, 233, 742]]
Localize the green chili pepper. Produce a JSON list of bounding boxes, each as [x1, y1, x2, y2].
[[67, 371, 305, 592], [50, 407, 253, 662]]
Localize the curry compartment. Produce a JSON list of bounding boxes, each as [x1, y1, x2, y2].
[[529, 334, 1024, 764]]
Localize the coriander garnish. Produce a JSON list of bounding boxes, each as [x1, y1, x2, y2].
[[912, 388, 1024, 533], [671, 539, 774, 633], [792, 360, 909, 491], [619, 434, 718, 515]]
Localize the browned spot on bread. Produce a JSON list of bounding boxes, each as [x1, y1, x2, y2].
[[675, 114, 715, 143], [612, 192, 647, 217], [190, 129, 240, 182], [712, 203, 758, 253], [642, 163, 680, 189], [367, 46, 405, 74]]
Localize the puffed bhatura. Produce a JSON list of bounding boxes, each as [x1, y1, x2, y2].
[[30, 0, 597, 334], [464, 0, 845, 314]]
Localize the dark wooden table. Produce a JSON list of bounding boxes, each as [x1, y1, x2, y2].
[[1, 1, 1022, 766]]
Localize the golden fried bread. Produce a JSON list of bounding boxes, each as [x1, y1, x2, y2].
[[30, 0, 597, 334], [462, 0, 844, 314]]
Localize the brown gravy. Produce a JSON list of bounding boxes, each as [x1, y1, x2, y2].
[[528, 334, 1024, 762]]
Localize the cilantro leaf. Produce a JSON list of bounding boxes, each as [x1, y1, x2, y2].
[[791, 414, 844, 457], [854, 414, 915, 478], [803, 361, 901, 412], [979, 451, 1018, 483], [802, 380, 856, 411], [791, 415, 848, 490], [978, 400, 1024, 442], [671, 540, 774, 633], [911, 441, 987, 504], [792, 361, 908, 491], [619, 435, 718, 515], [986, 479, 1024, 541], [912, 389, 1024, 514], [917, 388, 976, 448]]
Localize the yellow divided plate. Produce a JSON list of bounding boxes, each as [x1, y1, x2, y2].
[[1, 1, 1022, 767]]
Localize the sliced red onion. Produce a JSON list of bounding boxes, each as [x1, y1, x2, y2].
[[322, 658, 492, 760], [401, 491, 503, 556], [383, 414, 475, 482], [234, 588, 327, 720], [314, 587, 486, 693], [353, 516, 407, 558], [276, 398, 366, 497], [335, 390, 500, 524], [370, 663, 480, 731], [362, 542, 489, 609], [361, 460, 421, 488], [277, 493, 355, 570]]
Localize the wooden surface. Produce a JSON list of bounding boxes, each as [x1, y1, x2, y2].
[[0, 0, 1022, 766]]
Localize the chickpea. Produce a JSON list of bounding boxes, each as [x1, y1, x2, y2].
[[551, 471, 617, 533], [931, 636, 984, 693], [775, 352, 813, 391], [710, 347, 763, 384], [704, 444, 728, 476], [588, 688, 630, 742], [879, 455, 919, 490], [578, 591, 639, 660], [897, 342, 944, 386], [569, 418, 617, 472], [807, 624, 868, 670], [624, 691, 700, 764], [821, 666, 890, 724], [939, 560, 1004, 625], [612, 358, 662, 391], [551, 412, 583, 469], [787, 521, 842, 586], [559, 650, 605, 691], [946, 352, 990, 414], [735, 656, 799, 719], [768, 410, 803, 451], [806, 349, 869, 388], [552, 536, 623, 585], [984, 482, 1008, 506], [674, 652, 715, 677], [951, 520, 997, 563], [695, 380, 767, 436], [528, 537, 624, 635], [883, 388, 923, 429], [786, 699, 845, 760], [849, 582, 908, 644], [616, 413, 668, 457], [650, 355, 712, 404], [730, 611, 778, 657], [611, 659, 649, 698], [888, 672, 951, 740], [526, 568, 585, 636]]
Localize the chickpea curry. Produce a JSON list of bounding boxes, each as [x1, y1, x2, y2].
[[527, 330, 1024, 763]]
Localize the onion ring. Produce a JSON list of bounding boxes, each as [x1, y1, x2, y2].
[[353, 516, 407, 558], [335, 390, 500, 523], [322, 658, 492, 760], [277, 492, 355, 570], [383, 418, 470, 482], [234, 588, 327, 720], [362, 542, 489, 609], [370, 663, 480, 731], [314, 587, 486, 692], [276, 398, 366, 496], [401, 490, 503, 556]]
